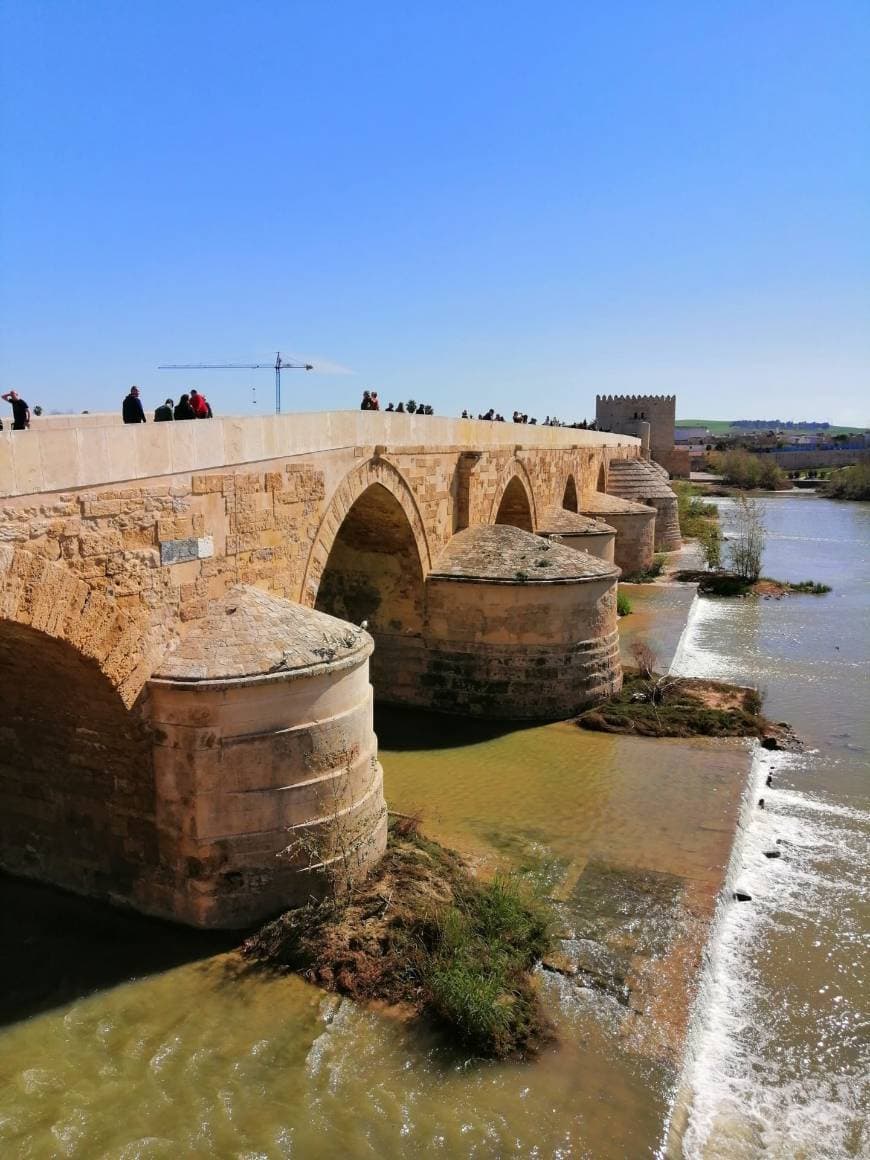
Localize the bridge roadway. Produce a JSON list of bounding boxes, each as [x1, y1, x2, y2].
[[0, 411, 641, 926]]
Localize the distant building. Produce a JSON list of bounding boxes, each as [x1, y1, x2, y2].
[[674, 426, 710, 444], [595, 395, 689, 477]]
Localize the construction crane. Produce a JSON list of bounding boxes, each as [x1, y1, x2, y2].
[[158, 351, 314, 414]]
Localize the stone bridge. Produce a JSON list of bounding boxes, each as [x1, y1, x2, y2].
[[0, 411, 672, 928]]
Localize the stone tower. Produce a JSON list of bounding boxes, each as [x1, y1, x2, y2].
[[595, 395, 687, 477]]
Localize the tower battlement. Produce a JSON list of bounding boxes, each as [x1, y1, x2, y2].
[[594, 394, 687, 477], [596, 394, 676, 404]]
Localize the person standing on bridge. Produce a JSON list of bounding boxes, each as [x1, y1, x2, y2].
[[189, 388, 213, 418], [122, 386, 146, 424], [1, 390, 30, 430], [174, 393, 196, 420]]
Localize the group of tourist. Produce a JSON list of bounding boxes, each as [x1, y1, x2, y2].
[[359, 390, 598, 426], [458, 407, 596, 428], [122, 386, 214, 423], [361, 391, 435, 415], [4, 384, 598, 431]]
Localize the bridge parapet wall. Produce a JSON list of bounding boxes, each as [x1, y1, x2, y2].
[[0, 411, 637, 500]]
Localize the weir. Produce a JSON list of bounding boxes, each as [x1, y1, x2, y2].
[[0, 410, 684, 927]]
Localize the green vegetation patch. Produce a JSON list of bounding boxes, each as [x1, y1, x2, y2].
[[242, 825, 555, 1060], [620, 553, 667, 584], [616, 589, 633, 617], [707, 448, 788, 491], [578, 670, 769, 739], [821, 463, 870, 501], [672, 570, 831, 597], [673, 481, 722, 568]]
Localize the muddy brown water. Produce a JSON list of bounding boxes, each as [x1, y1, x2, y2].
[[0, 494, 865, 1158]]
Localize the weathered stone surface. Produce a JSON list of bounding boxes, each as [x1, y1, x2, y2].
[[0, 417, 644, 925], [580, 491, 658, 574], [605, 459, 681, 552]]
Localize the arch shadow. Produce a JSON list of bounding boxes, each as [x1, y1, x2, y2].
[[308, 472, 428, 702], [489, 461, 537, 532], [562, 474, 579, 512]]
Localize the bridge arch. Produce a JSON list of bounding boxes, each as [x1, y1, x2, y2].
[[0, 547, 159, 907], [302, 457, 432, 608], [562, 473, 579, 512], [489, 460, 537, 533], [303, 459, 430, 701], [0, 546, 159, 707]]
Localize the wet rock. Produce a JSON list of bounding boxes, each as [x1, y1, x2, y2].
[[758, 798, 765, 809], [763, 850, 782, 859], [541, 953, 578, 978], [734, 890, 753, 902], [760, 724, 804, 752]]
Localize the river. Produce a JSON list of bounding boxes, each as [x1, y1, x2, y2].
[[0, 494, 866, 1158]]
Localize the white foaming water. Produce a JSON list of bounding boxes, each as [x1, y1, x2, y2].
[[677, 754, 868, 1158], [667, 591, 869, 1160]]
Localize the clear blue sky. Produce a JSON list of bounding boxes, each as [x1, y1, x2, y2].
[[1, 1, 868, 424]]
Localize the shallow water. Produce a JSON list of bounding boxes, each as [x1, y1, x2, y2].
[[0, 715, 748, 1158], [672, 495, 870, 1159], [0, 494, 865, 1158]]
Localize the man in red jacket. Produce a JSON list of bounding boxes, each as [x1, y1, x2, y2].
[[189, 389, 212, 418]]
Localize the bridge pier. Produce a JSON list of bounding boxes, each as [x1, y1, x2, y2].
[[148, 586, 387, 928]]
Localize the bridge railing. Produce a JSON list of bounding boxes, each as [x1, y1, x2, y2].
[[0, 411, 637, 499]]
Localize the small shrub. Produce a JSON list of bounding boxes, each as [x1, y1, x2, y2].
[[822, 463, 870, 501], [616, 590, 632, 617], [728, 495, 765, 583], [788, 579, 831, 594], [699, 524, 722, 570]]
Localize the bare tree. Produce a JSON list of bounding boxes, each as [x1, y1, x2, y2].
[[728, 495, 766, 582], [630, 638, 683, 707], [281, 757, 386, 907], [630, 639, 657, 681]]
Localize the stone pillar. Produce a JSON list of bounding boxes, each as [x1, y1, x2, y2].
[[537, 506, 617, 563], [605, 460, 682, 553], [148, 585, 387, 928], [419, 525, 622, 719], [580, 492, 657, 574]]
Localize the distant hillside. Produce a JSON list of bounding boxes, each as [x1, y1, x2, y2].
[[676, 419, 869, 436]]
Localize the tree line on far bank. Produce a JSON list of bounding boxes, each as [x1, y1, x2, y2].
[[705, 448, 870, 500], [820, 462, 870, 500]]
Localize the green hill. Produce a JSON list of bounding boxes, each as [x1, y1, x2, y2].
[[676, 420, 868, 436]]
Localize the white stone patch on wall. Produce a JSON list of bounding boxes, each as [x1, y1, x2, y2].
[[160, 535, 214, 566]]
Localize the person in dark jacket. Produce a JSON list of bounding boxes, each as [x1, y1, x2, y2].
[[174, 393, 196, 420], [122, 386, 146, 423], [1, 390, 30, 429], [154, 398, 174, 421]]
